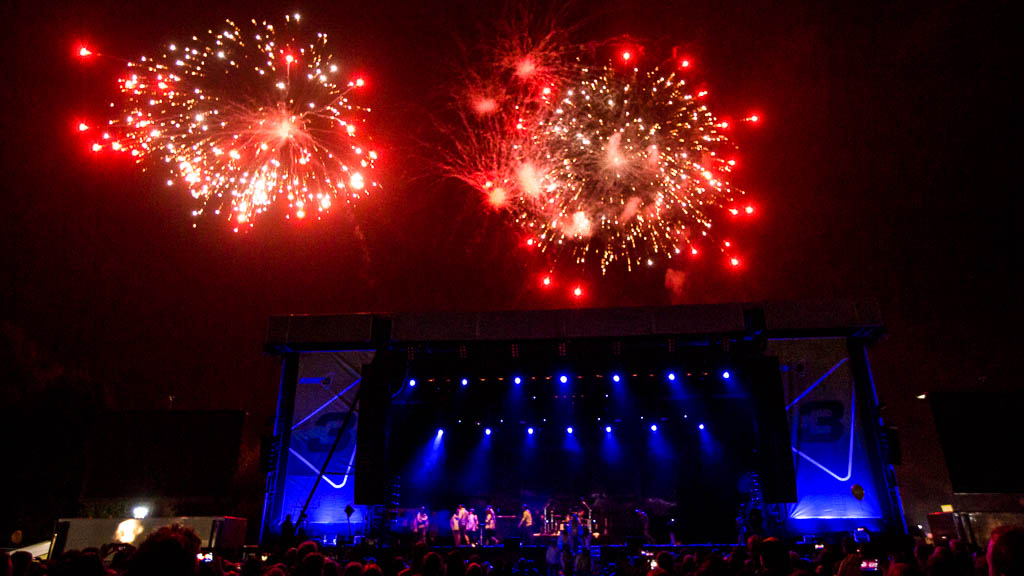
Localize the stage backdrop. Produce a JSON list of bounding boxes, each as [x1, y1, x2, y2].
[[272, 351, 374, 541], [767, 338, 886, 533]]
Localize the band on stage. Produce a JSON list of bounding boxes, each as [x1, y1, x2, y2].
[[409, 498, 595, 549]]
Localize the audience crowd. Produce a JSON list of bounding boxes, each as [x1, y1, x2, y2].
[[1, 524, 1020, 576]]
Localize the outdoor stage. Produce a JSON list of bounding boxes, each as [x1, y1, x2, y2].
[[260, 301, 904, 546]]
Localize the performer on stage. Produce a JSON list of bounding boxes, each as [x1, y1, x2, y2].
[[519, 505, 534, 544], [413, 507, 430, 543], [567, 512, 582, 553], [456, 504, 470, 546], [450, 510, 461, 547], [484, 506, 498, 545], [467, 508, 479, 546]]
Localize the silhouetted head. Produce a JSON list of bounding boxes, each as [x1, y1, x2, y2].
[[128, 524, 201, 576]]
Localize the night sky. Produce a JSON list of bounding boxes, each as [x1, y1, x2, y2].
[[1, 0, 1014, 531]]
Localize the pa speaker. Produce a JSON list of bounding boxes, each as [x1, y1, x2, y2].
[[749, 356, 798, 503], [49, 520, 70, 558]]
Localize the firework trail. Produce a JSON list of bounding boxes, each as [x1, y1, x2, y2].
[[446, 36, 758, 277], [78, 14, 379, 230]]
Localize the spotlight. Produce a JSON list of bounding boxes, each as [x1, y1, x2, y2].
[[132, 505, 150, 519], [698, 423, 705, 430], [437, 428, 444, 437], [527, 427, 534, 435], [612, 374, 621, 383], [566, 427, 574, 434], [605, 426, 612, 433], [514, 376, 522, 385], [461, 378, 469, 386], [408, 379, 416, 387], [667, 372, 676, 381], [722, 371, 731, 379], [559, 375, 568, 384], [650, 424, 658, 432], [485, 428, 492, 436]]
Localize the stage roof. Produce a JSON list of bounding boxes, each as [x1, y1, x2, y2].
[[266, 300, 883, 354]]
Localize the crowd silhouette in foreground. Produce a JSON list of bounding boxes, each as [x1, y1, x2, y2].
[[1, 523, 1021, 576]]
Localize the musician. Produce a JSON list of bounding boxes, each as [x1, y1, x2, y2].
[[413, 507, 430, 543], [519, 505, 533, 544], [484, 506, 498, 545], [456, 504, 470, 546], [450, 511, 461, 547], [567, 513, 583, 552], [467, 508, 479, 546]]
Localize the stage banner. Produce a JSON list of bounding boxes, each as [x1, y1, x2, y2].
[[277, 351, 374, 540], [767, 339, 884, 533]]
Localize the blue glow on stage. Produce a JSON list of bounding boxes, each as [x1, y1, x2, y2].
[[722, 371, 730, 379]]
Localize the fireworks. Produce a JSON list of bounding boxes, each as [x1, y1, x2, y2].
[[80, 14, 379, 229], [448, 43, 757, 275]]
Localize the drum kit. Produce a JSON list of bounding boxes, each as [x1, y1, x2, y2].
[[541, 498, 599, 537]]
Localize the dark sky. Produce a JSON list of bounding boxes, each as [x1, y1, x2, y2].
[[1, 0, 1014, 528]]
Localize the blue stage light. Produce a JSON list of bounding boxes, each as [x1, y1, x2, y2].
[[722, 371, 730, 379], [527, 427, 534, 435], [612, 374, 621, 383], [605, 426, 612, 433], [668, 372, 676, 381], [514, 376, 522, 385], [485, 428, 492, 436], [566, 426, 574, 434], [698, 423, 705, 430], [560, 375, 568, 384], [408, 379, 416, 387], [650, 424, 658, 432], [437, 428, 444, 437], [461, 378, 469, 386]]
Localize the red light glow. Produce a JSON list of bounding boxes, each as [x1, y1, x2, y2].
[[78, 45, 93, 58]]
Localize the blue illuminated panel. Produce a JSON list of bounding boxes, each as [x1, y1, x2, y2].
[[769, 339, 884, 534], [275, 351, 375, 539]]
